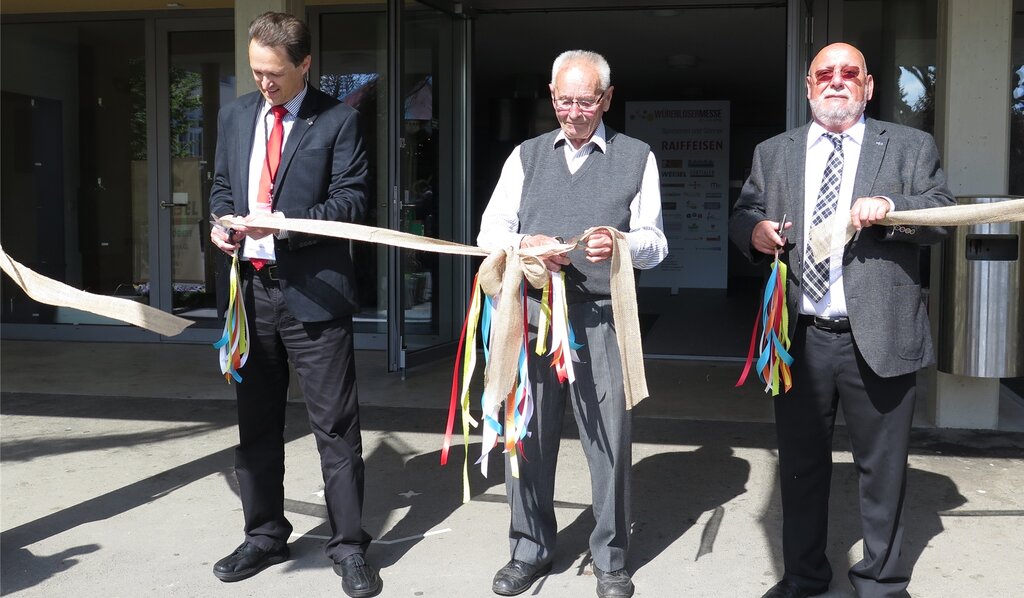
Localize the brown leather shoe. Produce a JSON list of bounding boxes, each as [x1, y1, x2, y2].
[[492, 559, 552, 596], [212, 541, 289, 582]]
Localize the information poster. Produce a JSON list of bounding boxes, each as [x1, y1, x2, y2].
[[626, 101, 729, 289]]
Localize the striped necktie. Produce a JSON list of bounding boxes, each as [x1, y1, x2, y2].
[[803, 133, 844, 302]]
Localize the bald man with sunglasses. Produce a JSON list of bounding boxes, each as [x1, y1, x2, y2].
[[730, 43, 954, 598]]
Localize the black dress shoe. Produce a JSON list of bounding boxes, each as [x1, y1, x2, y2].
[[594, 565, 635, 598], [761, 579, 812, 598], [212, 541, 289, 582], [492, 559, 552, 596], [333, 553, 383, 598]]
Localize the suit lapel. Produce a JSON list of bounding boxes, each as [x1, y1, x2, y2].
[[239, 94, 262, 215], [853, 118, 887, 201], [273, 89, 321, 206], [786, 123, 811, 274]]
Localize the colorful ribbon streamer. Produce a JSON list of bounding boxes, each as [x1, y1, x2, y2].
[[213, 253, 249, 383], [736, 254, 793, 396], [442, 270, 583, 502], [441, 273, 484, 503], [545, 271, 582, 384]]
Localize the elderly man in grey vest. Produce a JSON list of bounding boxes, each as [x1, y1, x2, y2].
[[477, 50, 668, 598]]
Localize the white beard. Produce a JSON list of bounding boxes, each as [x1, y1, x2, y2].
[[809, 96, 866, 128]]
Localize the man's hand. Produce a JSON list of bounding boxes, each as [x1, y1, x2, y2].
[[583, 230, 613, 263], [239, 211, 284, 240], [210, 221, 240, 256], [850, 196, 891, 230], [520, 234, 572, 272], [751, 219, 792, 255]]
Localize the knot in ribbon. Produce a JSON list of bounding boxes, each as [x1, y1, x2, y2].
[[477, 227, 649, 411]]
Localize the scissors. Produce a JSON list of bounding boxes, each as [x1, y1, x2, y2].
[[554, 235, 581, 249], [775, 214, 787, 258], [209, 213, 238, 244]]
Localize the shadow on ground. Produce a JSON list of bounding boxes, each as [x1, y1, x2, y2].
[[2, 392, 1020, 595]]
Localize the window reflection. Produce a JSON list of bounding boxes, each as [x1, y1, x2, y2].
[[842, 0, 938, 134], [1010, 5, 1024, 195], [319, 11, 387, 335], [895, 65, 935, 132]]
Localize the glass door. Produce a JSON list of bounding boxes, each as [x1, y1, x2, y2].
[[153, 18, 234, 336], [0, 19, 149, 336], [389, 0, 469, 372], [316, 6, 389, 348]]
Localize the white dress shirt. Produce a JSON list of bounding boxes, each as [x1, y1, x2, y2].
[[477, 122, 668, 269], [800, 117, 866, 317], [243, 85, 308, 262]]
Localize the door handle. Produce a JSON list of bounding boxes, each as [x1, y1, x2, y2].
[[160, 201, 185, 208]]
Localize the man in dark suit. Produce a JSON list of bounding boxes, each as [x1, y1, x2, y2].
[[208, 12, 381, 598], [730, 43, 954, 598]]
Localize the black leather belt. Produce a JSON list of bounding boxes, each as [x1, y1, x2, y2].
[[243, 261, 280, 282], [800, 314, 851, 333]]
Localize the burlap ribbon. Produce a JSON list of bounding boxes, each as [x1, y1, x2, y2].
[[9, 198, 1017, 407], [0, 242, 192, 337], [230, 216, 651, 409], [810, 197, 1024, 265], [468, 227, 649, 410]]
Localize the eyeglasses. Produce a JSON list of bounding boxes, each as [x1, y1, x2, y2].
[[552, 89, 606, 112], [811, 66, 863, 85]]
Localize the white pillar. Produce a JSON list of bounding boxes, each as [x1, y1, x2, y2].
[[234, 0, 306, 98], [930, 0, 1013, 429]]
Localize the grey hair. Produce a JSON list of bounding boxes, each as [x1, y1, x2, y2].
[[550, 50, 611, 90]]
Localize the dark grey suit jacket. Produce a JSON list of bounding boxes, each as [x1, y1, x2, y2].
[[729, 118, 955, 378], [210, 87, 368, 322]]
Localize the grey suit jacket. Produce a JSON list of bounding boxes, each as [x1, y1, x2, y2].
[[729, 118, 955, 378]]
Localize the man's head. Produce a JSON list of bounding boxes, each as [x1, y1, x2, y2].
[[248, 12, 311, 106], [549, 50, 614, 147], [806, 43, 873, 133]]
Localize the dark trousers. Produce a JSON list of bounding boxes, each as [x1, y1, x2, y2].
[[775, 319, 915, 598], [506, 297, 631, 572], [234, 269, 370, 563]]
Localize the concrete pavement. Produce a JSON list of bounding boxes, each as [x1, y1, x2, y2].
[[1, 340, 1023, 597]]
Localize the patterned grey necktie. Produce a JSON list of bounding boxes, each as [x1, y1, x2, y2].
[[804, 133, 844, 302]]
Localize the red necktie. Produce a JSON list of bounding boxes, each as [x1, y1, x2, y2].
[[250, 104, 287, 271]]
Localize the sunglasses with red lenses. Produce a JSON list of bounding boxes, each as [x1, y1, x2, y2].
[[812, 66, 863, 84]]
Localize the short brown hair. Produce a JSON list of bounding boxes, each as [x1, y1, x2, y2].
[[248, 11, 310, 67]]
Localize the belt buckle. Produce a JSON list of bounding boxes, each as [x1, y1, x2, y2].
[[265, 264, 279, 281], [814, 316, 848, 332]]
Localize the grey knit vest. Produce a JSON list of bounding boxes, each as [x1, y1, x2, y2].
[[518, 127, 650, 299]]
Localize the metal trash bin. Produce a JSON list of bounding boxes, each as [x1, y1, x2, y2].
[[938, 195, 1024, 377]]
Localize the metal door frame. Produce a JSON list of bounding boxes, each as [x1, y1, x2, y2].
[[387, 0, 472, 374]]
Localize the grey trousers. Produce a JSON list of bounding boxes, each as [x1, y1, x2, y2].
[[505, 296, 631, 571]]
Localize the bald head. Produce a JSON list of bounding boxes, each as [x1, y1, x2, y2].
[[806, 43, 874, 132], [810, 43, 867, 75]]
